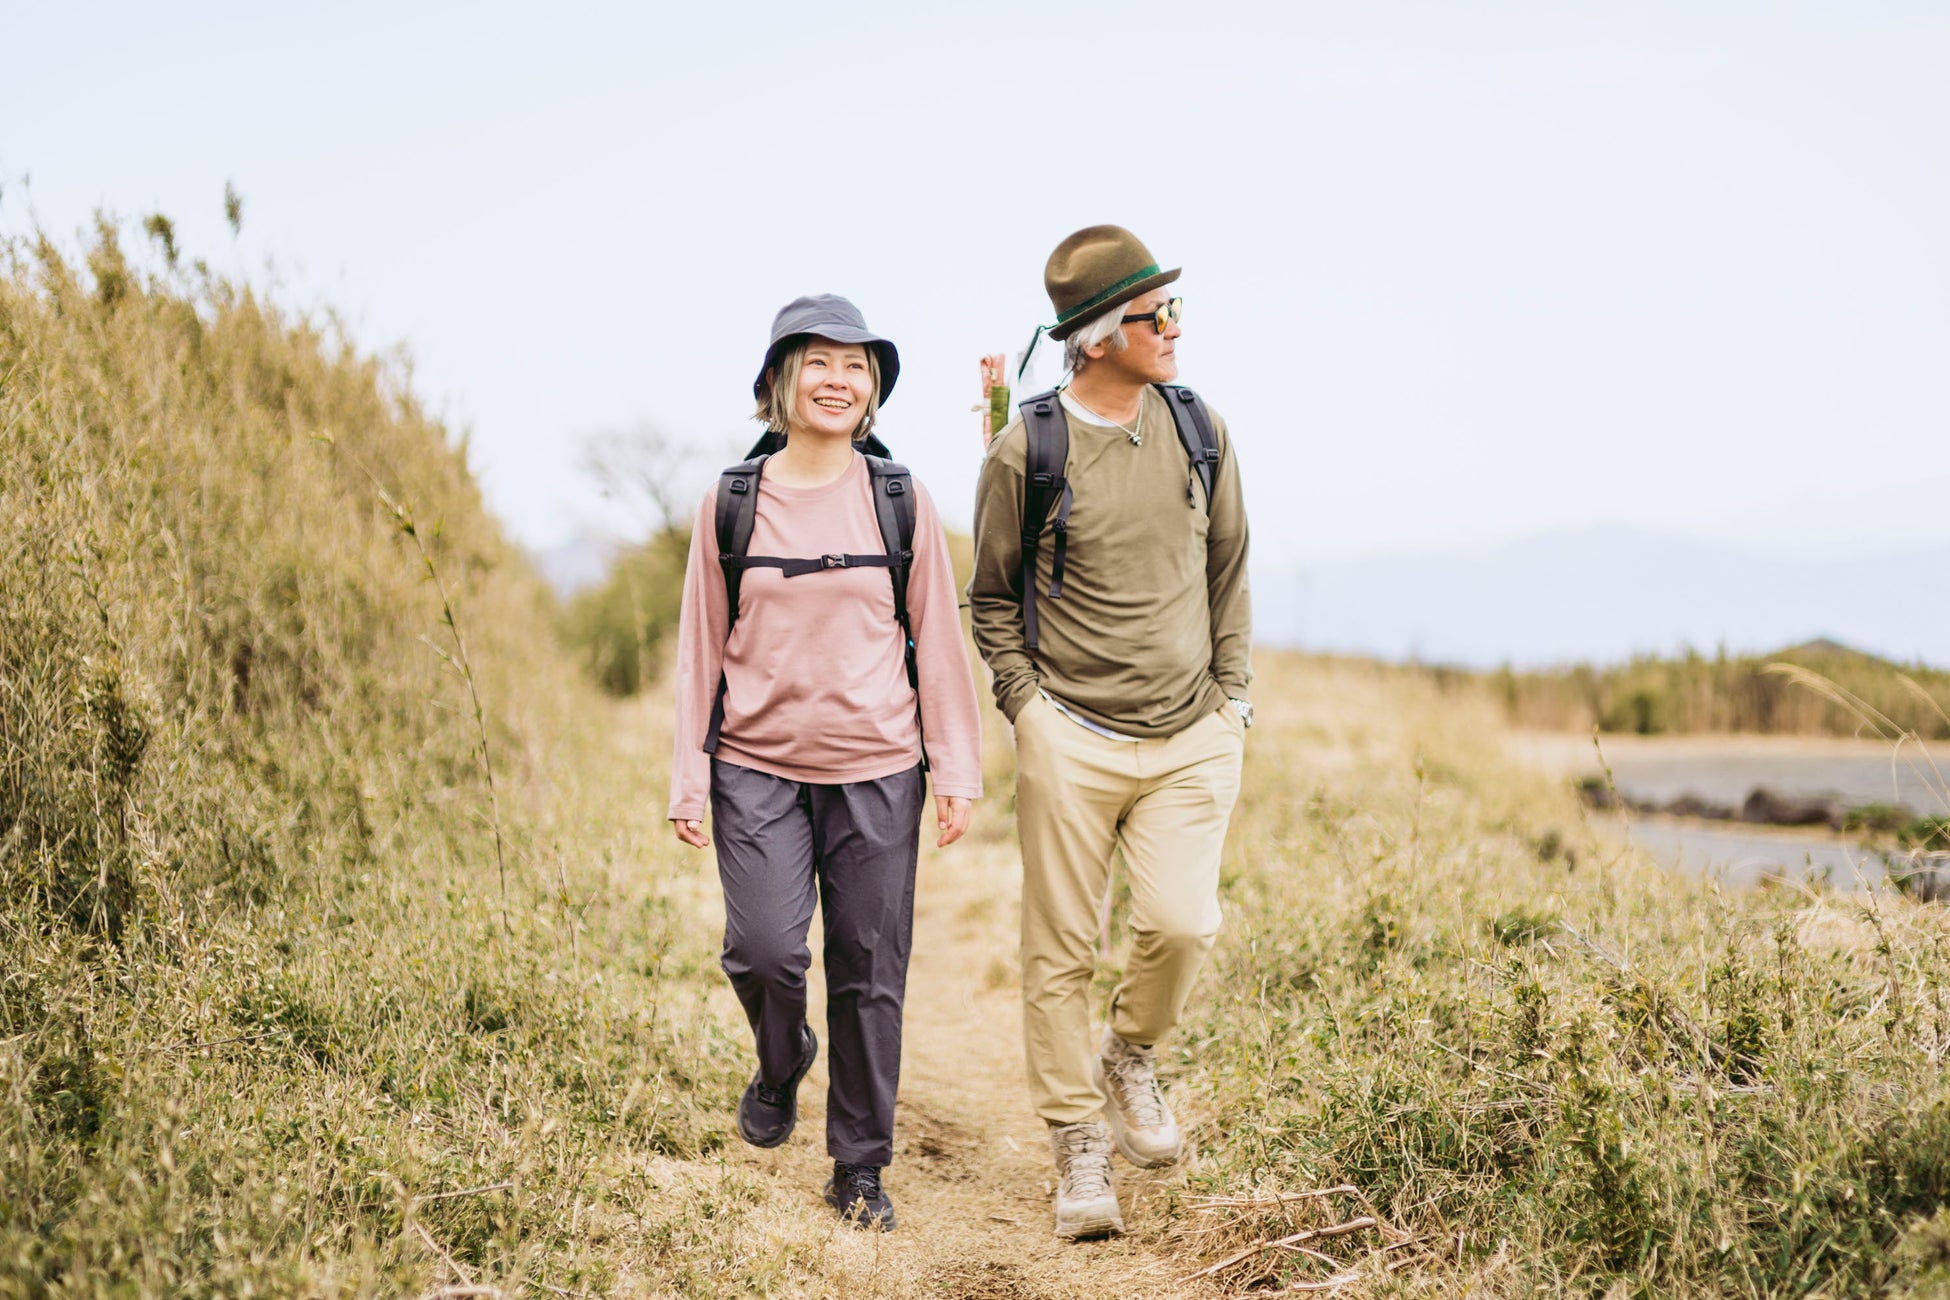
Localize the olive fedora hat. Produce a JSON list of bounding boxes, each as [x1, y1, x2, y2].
[[1043, 225, 1181, 341], [751, 293, 900, 404]]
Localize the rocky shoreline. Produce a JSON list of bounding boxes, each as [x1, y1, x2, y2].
[[1577, 777, 1936, 832], [1576, 777, 1950, 899]]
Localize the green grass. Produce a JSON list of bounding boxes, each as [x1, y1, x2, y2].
[[1168, 661, 1950, 1296]]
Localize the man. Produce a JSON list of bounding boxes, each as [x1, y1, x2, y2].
[[970, 225, 1252, 1239]]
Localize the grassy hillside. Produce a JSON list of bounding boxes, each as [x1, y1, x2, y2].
[[0, 221, 741, 1295]]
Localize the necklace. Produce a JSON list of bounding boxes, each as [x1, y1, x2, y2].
[[1067, 386, 1147, 445]]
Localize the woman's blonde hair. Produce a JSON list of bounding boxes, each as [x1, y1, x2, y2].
[[754, 337, 883, 439]]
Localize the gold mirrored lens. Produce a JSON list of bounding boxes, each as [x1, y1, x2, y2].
[[1155, 297, 1184, 331]]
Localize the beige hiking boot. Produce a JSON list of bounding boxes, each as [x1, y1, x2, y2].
[[1050, 1120, 1124, 1239], [1094, 1028, 1183, 1168]]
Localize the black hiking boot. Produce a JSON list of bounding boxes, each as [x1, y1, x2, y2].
[[736, 1024, 817, 1149], [823, 1161, 896, 1231]]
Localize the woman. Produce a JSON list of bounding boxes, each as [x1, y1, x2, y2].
[[668, 294, 983, 1231]]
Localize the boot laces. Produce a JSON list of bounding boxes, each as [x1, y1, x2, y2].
[[835, 1162, 883, 1202], [1106, 1041, 1168, 1129], [1054, 1124, 1112, 1200]]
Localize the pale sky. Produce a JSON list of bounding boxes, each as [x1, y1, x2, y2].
[[7, 1, 1948, 576]]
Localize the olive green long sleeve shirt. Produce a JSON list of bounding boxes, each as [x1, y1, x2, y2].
[[969, 391, 1252, 736]]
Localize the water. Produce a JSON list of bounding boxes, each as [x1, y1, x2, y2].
[[1511, 733, 1948, 892], [1609, 817, 1897, 890], [1512, 732, 1947, 817], [1587, 747, 1942, 816]]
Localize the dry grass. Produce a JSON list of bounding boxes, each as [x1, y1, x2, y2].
[[8, 215, 1950, 1298], [1166, 658, 1950, 1297], [0, 218, 747, 1295]]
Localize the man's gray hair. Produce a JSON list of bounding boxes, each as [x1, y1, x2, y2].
[[1062, 305, 1129, 375]]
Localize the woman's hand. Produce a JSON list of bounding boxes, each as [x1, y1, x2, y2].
[[935, 796, 971, 848], [672, 818, 711, 849]]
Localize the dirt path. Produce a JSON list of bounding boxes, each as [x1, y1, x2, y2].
[[672, 827, 1215, 1299], [603, 686, 1227, 1297]]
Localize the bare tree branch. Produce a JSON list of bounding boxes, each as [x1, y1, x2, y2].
[[580, 423, 698, 540]]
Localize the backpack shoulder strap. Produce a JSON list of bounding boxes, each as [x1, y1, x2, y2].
[[714, 455, 769, 629], [705, 455, 767, 755], [1157, 383, 1220, 510], [865, 454, 927, 770], [862, 455, 917, 560], [863, 455, 918, 647], [1018, 389, 1070, 653]]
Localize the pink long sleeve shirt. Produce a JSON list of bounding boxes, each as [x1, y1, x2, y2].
[[668, 454, 983, 821]]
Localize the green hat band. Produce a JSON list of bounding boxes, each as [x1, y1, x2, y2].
[[1055, 263, 1162, 325]]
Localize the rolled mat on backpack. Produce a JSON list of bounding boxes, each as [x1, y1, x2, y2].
[[988, 384, 1011, 439]]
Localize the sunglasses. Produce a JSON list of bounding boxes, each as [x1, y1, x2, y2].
[[1120, 297, 1183, 334]]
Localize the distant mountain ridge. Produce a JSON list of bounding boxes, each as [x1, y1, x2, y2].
[[1253, 526, 1950, 669]]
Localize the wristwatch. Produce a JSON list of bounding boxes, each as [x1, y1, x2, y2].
[[1228, 697, 1254, 729]]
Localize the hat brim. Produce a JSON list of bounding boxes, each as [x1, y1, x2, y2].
[[1047, 267, 1181, 341], [752, 332, 901, 405]]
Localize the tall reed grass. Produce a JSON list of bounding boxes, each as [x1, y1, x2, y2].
[[1489, 643, 1950, 739]]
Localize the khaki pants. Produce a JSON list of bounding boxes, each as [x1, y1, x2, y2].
[[1014, 695, 1245, 1124]]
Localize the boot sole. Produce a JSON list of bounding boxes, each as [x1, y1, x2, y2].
[[737, 1025, 818, 1149], [1092, 1055, 1182, 1169], [1054, 1202, 1125, 1240]]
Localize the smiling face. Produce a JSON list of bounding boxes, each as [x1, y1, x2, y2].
[[785, 337, 877, 440], [1083, 286, 1182, 385]]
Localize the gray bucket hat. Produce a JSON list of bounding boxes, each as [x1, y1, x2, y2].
[[752, 293, 900, 405]]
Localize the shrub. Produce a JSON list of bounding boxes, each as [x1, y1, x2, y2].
[[559, 531, 686, 695]]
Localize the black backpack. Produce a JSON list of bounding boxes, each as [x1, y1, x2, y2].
[[1015, 383, 1220, 650], [702, 428, 924, 767]]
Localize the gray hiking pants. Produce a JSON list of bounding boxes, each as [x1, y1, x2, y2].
[[710, 758, 925, 1167]]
